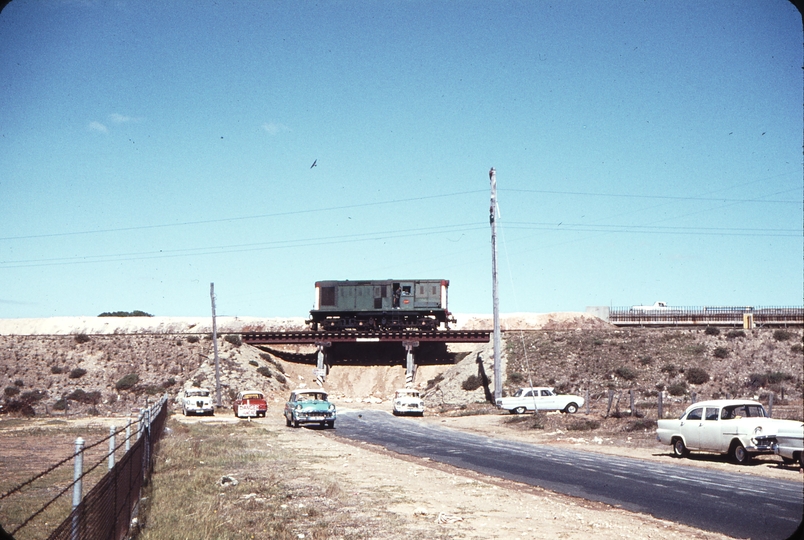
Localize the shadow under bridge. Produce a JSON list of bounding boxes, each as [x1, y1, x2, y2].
[[241, 330, 491, 385]]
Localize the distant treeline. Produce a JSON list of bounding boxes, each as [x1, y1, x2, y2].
[[98, 310, 154, 317]]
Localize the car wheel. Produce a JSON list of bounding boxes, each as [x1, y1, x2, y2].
[[673, 438, 689, 458], [285, 416, 291, 427], [731, 443, 752, 464], [293, 418, 299, 428], [564, 403, 579, 414], [327, 421, 335, 429], [182, 408, 187, 416], [513, 406, 526, 415], [781, 457, 795, 465]]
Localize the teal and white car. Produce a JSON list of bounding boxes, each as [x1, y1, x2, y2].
[[284, 389, 336, 428]]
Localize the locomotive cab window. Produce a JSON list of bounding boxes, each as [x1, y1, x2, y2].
[[401, 286, 412, 295]]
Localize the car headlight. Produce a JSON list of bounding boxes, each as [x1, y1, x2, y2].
[[295, 404, 302, 410], [754, 426, 763, 436], [329, 404, 336, 411]]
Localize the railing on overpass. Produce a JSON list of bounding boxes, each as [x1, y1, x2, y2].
[[608, 305, 804, 327]]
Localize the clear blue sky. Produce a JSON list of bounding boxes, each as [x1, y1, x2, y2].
[[1, 0, 801, 318]]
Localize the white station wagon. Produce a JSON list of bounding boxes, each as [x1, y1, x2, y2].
[[496, 387, 584, 414], [656, 399, 804, 465]]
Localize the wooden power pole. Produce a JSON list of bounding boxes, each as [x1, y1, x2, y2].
[[210, 283, 222, 407], [489, 167, 502, 402]]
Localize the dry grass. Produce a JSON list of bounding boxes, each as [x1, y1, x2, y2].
[[137, 418, 448, 540], [0, 420, 113, 540]]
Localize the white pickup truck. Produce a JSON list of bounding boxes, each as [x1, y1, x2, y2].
[[496, 387, 584, 414]]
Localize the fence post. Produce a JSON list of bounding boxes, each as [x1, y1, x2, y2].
[[126, 418, 132, 453], [768, 393, 774, 418], [108, 425, 116, 471], [606, 389, 614, 417], [585, 388, 590, 415], [657, 392, 663, 419], [691, 392, 697, 404], [629, 389, 635, 416], [71, 437, 85, 540]]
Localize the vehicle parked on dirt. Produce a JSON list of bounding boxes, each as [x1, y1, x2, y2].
[[284, 389, 336, 428], [180, 388, 214, 416], [233, 390, 267, 418], [772, 420, 804, 467], [656, 399, 804, 464], [496, 387, 584, 414], [392, 388, 425, 416]]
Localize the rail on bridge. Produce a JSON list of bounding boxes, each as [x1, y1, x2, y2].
[[241, 329, 491, 345], [608, 306, 804, 327]]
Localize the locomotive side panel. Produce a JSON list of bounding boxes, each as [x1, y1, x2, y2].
[[308, 279, 452, 330]]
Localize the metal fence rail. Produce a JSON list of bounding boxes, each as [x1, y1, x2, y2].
[[0, 396, 168, 540], [608, 305, 804, 327]]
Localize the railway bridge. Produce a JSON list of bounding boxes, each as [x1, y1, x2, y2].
[[242, 330, 491, 385]]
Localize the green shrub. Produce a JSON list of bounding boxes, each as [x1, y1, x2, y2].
[[13, 379, 23, 387], [4, 386, 20, 398], [773, 329, 793, 341], [51, 366, 65, 374], [614, 366, 637, 381], [143, 385, 162, 396], [686, 344, 706, 356], [792, 343, 803, 354], [567, 419, 600, 431], [163, 378, 176, 388], [660, 364, 678, 377], [224, 334, 242, 347], [98, 310, 153, 317], [249, 360, 258, 367], [275, 373, 287, 385], [704, 326, 720, 336], [67, 389, 102, 404], [507, 372, 525, 385], [726, 330, 746, 339], [639, 356, 652, 366], [187, 335, 200, 343], [747, 371, 794, 388], [713, 347, 729, 359], [115, 373, 139, 391], [257, 366, 272, 378], [69, 368, 87, 379], [667, 382, 687, 396], [685, 367, 710, 385], [625, 419, 657, 432], [20, 390, 46, 403], [74, 334, 90, 344], [52, 398, 67, 411], [462, 375, 483, 391]]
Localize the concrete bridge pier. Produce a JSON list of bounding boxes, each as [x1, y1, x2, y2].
[[403, 340, 419, 387], [315, 340, 331, 386]]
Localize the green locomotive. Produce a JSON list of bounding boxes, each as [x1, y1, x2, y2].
[[307, 279, 454, 331]]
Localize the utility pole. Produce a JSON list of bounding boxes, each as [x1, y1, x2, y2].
[[210, 283, 222, 407], [489, 167, 502, 402]]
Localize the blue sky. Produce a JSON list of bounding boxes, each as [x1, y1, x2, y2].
[[1, 0, 801, 318]]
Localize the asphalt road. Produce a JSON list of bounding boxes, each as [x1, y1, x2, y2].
[[329, 410, 803, 540]]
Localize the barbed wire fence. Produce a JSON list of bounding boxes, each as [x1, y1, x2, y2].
[[0, 395, 169, 540]]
